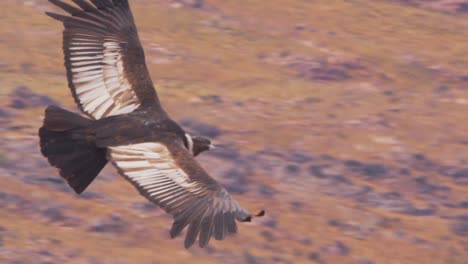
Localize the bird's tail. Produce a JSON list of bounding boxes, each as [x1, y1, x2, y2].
[[38, 106, 108, 194]]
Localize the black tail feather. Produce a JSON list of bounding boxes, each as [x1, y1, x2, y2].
[[39, 106, 107, 194], [43, 105, 92, 131]]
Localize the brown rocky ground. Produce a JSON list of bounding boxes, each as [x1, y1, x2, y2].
[[0, 0, 467, 263]]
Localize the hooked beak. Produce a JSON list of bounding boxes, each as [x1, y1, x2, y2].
[[208, 144, 216, 150]]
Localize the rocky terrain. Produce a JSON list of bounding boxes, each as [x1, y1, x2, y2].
[[0, 0, 467, 263]]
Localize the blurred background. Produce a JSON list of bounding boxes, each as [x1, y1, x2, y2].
[[0, 0, 467, 263]]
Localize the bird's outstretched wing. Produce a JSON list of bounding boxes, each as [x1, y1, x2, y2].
[[46, 0, 162, 119], [108, 137, 255, 248]]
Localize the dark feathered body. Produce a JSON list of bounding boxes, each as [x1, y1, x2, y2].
[[89, 107, 188, 148]]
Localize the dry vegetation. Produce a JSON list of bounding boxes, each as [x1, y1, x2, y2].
[[0, 0, 467, 263]]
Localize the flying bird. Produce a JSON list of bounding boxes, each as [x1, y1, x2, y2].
[[39, 0, 263, 249]]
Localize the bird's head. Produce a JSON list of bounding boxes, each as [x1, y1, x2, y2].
[[185, 134, 215, 157]]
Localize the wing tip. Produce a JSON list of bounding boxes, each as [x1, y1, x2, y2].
[[238, 209, 266, 223], [169, 228, 178, 239], [45, 11, 66, 21], [256, 209, 266, 217], [170, 209, 266, 249], [184, 241, 193, 249]]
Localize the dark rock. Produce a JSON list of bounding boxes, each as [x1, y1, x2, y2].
[[328, 217, 377, 239], [458, 3, 468, 13], [4, 125, 30, 131], [0, 108, 15, 118], [37, 250, 53, 256], [383, 90, 394, 96], [279, 50, 290, 57], [0, 192, 31, 211], [9, 85, 59, 109], [0, 153, 8, 167], [414, 176, 449, 194], [41, 207, 66, 223], [334, 241, 350, 255], [179, 117, 222, 138], [181, 0, 204, 8], [80, 191, 104, 200], [223, 169, 248, 194], [358, 190, 436, 216], [322, 241, 350, 256], [344, 160, 363, 169], [307, 165, 328, 179], [24, 176, 64, 186], [453, 170, 468, 185], [209, 144, 241, 160], [307, 252, 321, 262], [260, 230, 274, 241], [320, 154, 336, 161], [357, 259, 374, 264], [316, 68, 349, 81], [88, 214, 127, 234], [287, 59, 352, 82], [408, 153, 440, 172], [22, 176, 72, 193], [263, 217, 277, 228], [0, 225, 4, 247], [87, 257, 102, 264], [290, 201, 304, 210], [399, 168, 411, 175], [21, 63, 33, 73], [271, 256, 288, 263], [37, 177, 64, 185], [328, 219, 341, 227], [362, 163, 387, 179], [224, 169, 247, 182], [332, 175, 353, 185], [40, 205, 80, 226], [451, 215, 468, 236], [349, 185, 373, 198], [359, 191, 401, 208], [410, 237, 431, 246], [306, 66, 349, 81], [200, 95, 223, 104], [133, 202, 158, 212], [459, 74, 468, 82], [300, 97, 322, 104], [295, 25, 305, 31], [258, 184, 277, 197], [288, 150, 314, 163], [244, 251, 260, 264], [413, 153, 426, 161], [401, 207, 436, 216], [433, 85, 450, 94], [285, 164, 300, 175]]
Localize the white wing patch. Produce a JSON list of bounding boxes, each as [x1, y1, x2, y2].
[[109, 143, 202, 195], [108, 141, 253, 248], [185, 133, 194, 155], [67, 37, 140, 119]]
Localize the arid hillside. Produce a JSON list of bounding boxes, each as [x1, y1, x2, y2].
[[0, 0, 467, 263]]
